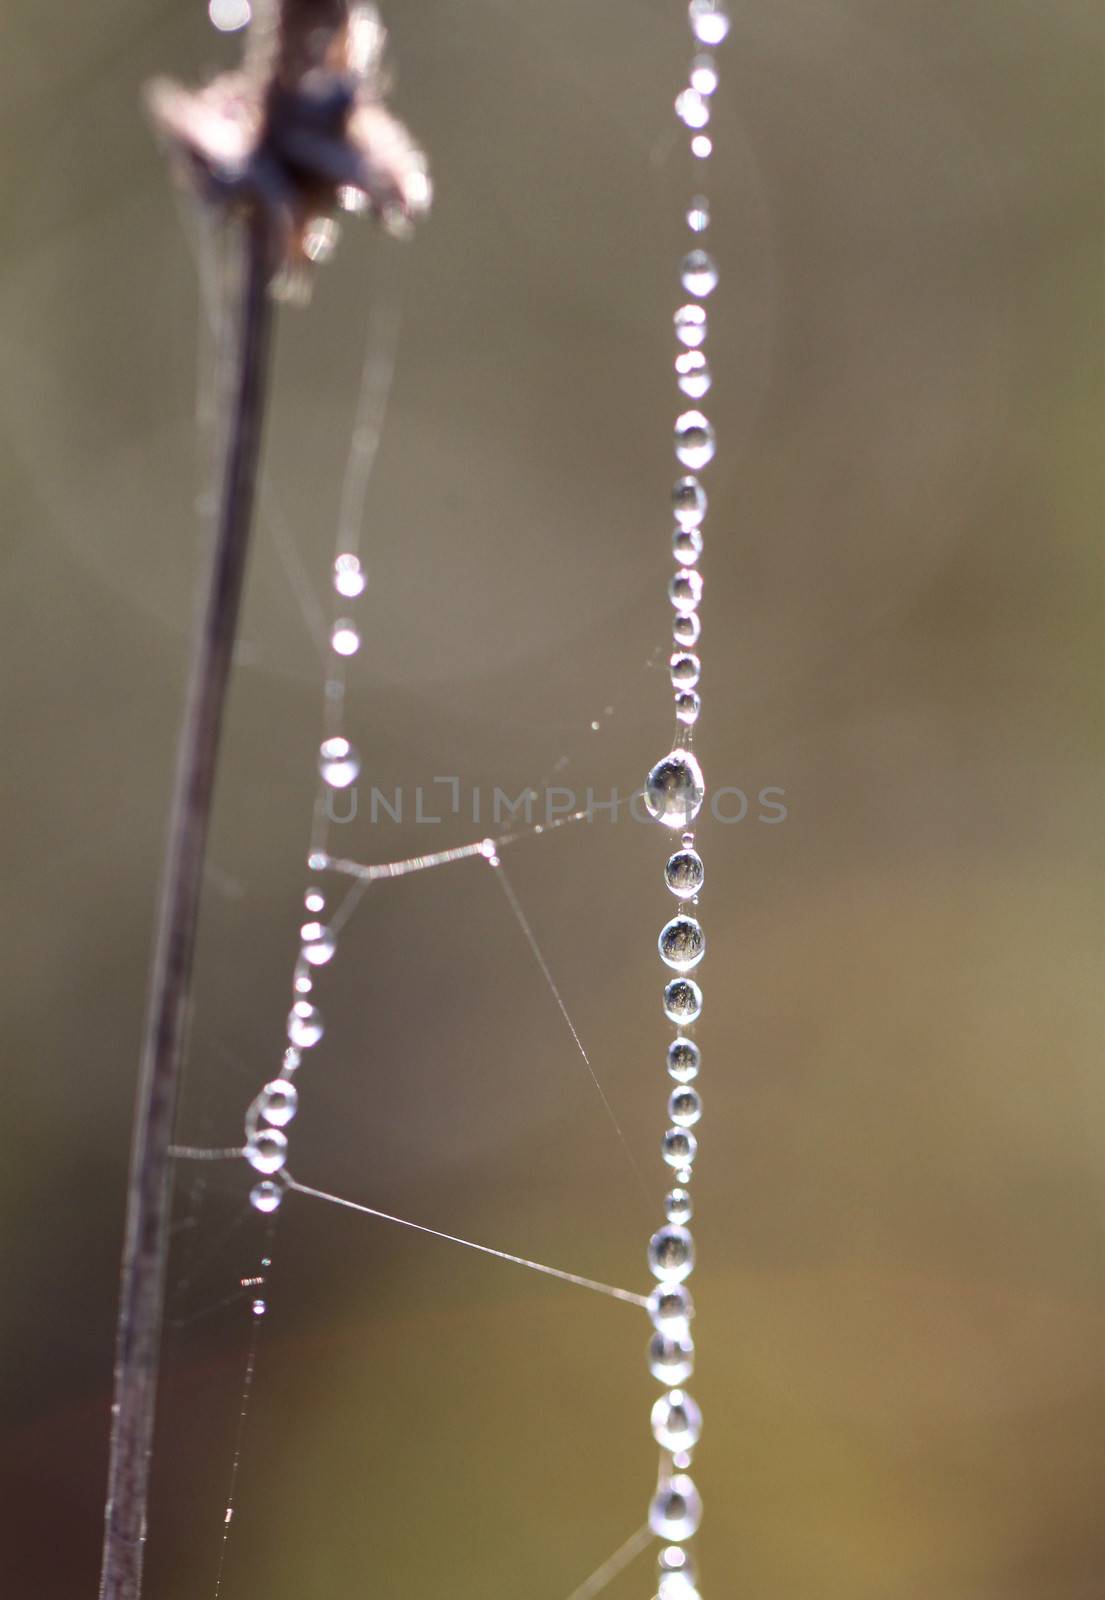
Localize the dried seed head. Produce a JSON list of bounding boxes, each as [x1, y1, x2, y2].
[[147, 1, 430, 281]]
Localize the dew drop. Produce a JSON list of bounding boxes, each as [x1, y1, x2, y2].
[[675, 349, 711, 399], [252, 1297, 267, 1317], [282, 1046, 302, 1074], [246, 1127, 288, 1176], [338, 184, 368, 215], [319, 736, 359, 788], [665, 1187, 694, 1225], [667, 1038, 700, 1081], [303, 216, 340, 263], [649, 1329, 695, 1384], [673, 615, 701, 653], [659, 1567, 701, 1600], [670, 652, 701, 691], [331, 619, 360, 656], [686, 196, 710, 233], [665, 849, 704, 898], [250, 1180, 283, 1214], [645, 749, 705, 829], [691, 133, 712, 159], [669, 568, 703, 615], [669, 1086, 702, 1127], [675, 411, 715, 471], [663, 1127, 699, 1169], [689, 0, 730, 45], [690, 53, 719, 93], [333, 553, 366, 597], [648, 1281, 695, 1336], [674, 87, 710, 130], [649, 1224, 695, 1283], [304, 888, 325, 914], [672, 476, 707, 529], [675, 691, 700, 726], [673, 304, 707, 349], [659, 914, 705, 972], [209, 0, 250, 30], [649, 1473, 702, 1541], [659, 1547, 698, 1593], [663, 977, 703, 1025], [257, 1079, 298, 1128], [681, 250, 718, 298], [287, 1000, 324, 1049], [652, 1390, 703, 1452], [672, 527, 703, 566], [300, 921, 337, 966]]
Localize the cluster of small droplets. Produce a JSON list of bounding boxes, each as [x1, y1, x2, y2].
[[243, 550, 369, 1213], [643, 5, 727, 1592]]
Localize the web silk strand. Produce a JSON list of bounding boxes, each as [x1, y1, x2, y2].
[[285, 1178, 648, 1308]]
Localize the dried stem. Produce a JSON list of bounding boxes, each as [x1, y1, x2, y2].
[[99, 214, 274, 1600]]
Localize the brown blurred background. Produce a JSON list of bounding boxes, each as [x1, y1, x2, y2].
[[2, 1, 1104, 1596]]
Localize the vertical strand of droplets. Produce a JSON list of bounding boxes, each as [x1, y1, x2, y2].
[[641, 5, 729, 1597], [238, 528, 372, 1208]]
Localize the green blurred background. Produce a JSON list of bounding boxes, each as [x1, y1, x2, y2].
[[2, 1, 1104, 1596]]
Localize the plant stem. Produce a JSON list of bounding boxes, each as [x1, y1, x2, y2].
[[99, 214, 274, 1600]]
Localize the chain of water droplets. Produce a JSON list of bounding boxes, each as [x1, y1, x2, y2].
[[641, 5, 729, 1596], [239, 537, 373, 1207]]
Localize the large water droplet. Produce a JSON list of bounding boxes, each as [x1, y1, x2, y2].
[[675, 692, 701, 731], [319, 736, 359, 788], [667, 1037, 700, 1081], [670, 652, 701, 691], [672, 527, 703, 567], [669, 568, 704, 615], [672, 476, 707, 528], [666, 849, 704, 899], [675, 349, 711, 399], [673, 616, 701, 657], [665, 1187, 694, 1225], [659, 914, 705, 972], [663, 978, 703, 1025], [659, 1546, 698, 1595], [333, 553, 366, 597], [652, 1390, 703, 1452], [249, 1179, 283, 1213], [675, 87, 710, 130], [687, 196, 710, 233], [287, 1000, 324, 1049], [646, 750, 705, 829], [300, 921, 337, 965], [649, 1331, 696, 1384], [258, 1079, 299, 1128], [649, 1224, 695, 1283], [649, 1473, 702, 1541], [689, 0, 730, 46], [331, 618, 360, 656], [669, 1086, 702, 1127], [675, 411, 716, 470], [681, 250, 718, 298], [246, 1127, 288, 1175], [690, 54, 719, 94], [674, 304, 707, 349], [648, 1282, 695, 1336], [663, 1127, 698, 1169]]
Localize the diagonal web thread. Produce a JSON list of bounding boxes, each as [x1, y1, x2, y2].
[[560, 1523, 654, 1600], [285, 1177, 647, 1308], [490, 859, 653, 1211]]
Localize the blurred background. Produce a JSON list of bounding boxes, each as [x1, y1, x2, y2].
[[2, 1, 1104, 1596]]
